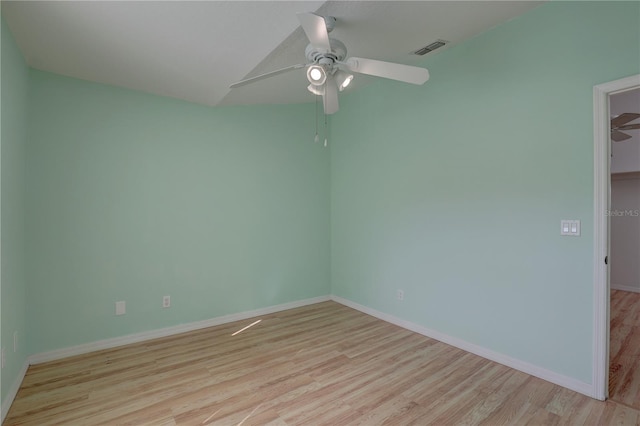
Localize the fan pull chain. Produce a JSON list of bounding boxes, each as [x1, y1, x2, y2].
[[324, 112, 328, 147], [314, 96, 320, 143]]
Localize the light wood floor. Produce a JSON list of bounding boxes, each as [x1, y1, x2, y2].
[[610, 289, 640, 410], [5, 301, 640, 425]]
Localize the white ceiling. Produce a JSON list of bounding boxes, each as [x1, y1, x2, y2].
[[2, 1, 544, 109]]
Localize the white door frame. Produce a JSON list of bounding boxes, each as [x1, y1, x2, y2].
[[592, 73, 640, 400]]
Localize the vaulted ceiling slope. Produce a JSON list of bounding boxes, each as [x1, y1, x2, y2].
[[2, 1, 544, 108]]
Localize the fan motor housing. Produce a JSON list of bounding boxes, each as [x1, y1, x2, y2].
[[305, 38, 347, 66]]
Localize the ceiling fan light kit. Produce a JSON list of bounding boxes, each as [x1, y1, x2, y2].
[[307, 65, 327, 86], [229, 12, 431, 116], [307, 84, 323, 96], [334, 70, 353, 91]]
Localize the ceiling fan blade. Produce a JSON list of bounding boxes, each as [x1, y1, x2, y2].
[[611, 130, 632, 142], [617, 123, 640, 131], [344, 57, 429, 85], [323, 76, 339, 115], [230, 64, 307, 89], [297, 12, 331, 52], [611, 113, 640, 127]]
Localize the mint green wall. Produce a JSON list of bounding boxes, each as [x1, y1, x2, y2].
[[1, 17, 29, 404], [331, 1, 639, 384], [26, 71, 330, 354], [3, 0, 638, 396]]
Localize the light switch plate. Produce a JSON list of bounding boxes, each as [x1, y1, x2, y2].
[[561, 220, 581, 236]]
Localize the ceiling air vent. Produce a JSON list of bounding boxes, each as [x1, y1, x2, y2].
[[413, 40, 447, 56]]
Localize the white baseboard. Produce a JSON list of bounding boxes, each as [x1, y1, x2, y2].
[[29, 295, 330, 365], [611, 284, 640, 293], [1, 358, 29, 423], [330, 295, 594, 398]]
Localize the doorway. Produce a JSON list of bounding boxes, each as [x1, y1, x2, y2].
[[593, 74, 640, 401], [608, 88, 640, 407]]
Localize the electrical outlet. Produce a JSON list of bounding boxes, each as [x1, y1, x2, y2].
[[14, 331, 18, 353], [115, 301, 126, 316], [397, 290, 404, 301], [1, 348, 5, 369], [163, 295, 171, 308]]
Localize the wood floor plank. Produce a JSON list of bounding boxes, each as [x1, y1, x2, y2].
[[5, 300, 640, 425], [610, 290, 640, 410]]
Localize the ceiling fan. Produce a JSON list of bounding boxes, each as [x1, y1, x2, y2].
[[229, 12, 430, 115], [611, 113, 640, 142]]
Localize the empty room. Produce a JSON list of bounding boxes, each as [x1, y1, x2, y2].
[[1, 1, 640, 424]]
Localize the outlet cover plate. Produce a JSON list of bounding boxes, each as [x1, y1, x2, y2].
[[115, 301, 126, 315]]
